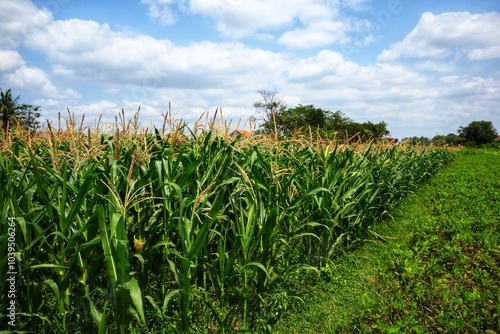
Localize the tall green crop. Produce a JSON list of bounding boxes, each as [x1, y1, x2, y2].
[[0, 125, 456, 333]]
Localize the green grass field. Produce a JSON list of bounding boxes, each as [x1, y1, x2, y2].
[[274, 148, 500, 333]]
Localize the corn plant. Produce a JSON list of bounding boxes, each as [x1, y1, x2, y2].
[[0, 116, 456, 333]]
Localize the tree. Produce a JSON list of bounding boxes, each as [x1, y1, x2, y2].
[[16, 104, 42, 131], [277, 104, 326, 134], [362, 121, 390, 138], [253, 89, 287, 134], [458, 120, 498, 146], [1, 88, 20, 132], [324, 110, 351, 131], [253, 91, 390, 141], [431, 135, 447, 146], [0, 88, 41, 132], [403, 136, 431, 145]]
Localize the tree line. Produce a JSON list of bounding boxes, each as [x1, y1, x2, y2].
[[403, 121, 499, 147], [253, 89, 499, 146], [1, 87, 498, 147], [253, 89, 390, 140]]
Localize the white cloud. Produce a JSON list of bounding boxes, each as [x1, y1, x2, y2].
[[468, 45, 500, 61], [140, 0, 180, 25], [4, 65, 78, 99], [189, 0, 374, 49], [26, 19, 115, 56], [279, 20, 352, 49], [341, 0, 371, 11], [411, 60, 456, 73], [25, 18, 287, 89], [0, 50, 24, 72], [189, 0, 309, 38], [378, 11, 500, 62], [0, 49, 78, 100], [0, 0, 52, 47]]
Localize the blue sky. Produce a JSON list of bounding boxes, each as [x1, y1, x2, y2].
[[1, 0, 499, 138]]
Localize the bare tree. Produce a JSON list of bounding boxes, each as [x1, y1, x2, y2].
[[253, 89, 287, 133]]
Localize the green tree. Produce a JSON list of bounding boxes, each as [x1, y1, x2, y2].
[[363, 121, 390, 138], [325, 116, 389, 141], [432, 133, 465, 146], [444, 133, 465, 146], [0, 88, 41, 132], [253, 91, 389, 141], [324, 110, 351, 131], [403, 136, 431, 145], [458, 120, 498, 146], [431, 135, 447, 146], [1, 88, 20, 132], [15, 104, 42, 131], [277, 104, 326, 134]]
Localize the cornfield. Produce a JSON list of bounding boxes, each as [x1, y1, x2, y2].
[[0, 111, 456, 333]]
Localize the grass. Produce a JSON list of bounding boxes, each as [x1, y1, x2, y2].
[[273, 148, 500, 333]]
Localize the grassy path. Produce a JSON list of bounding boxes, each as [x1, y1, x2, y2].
[[273, 149, 500, 333]]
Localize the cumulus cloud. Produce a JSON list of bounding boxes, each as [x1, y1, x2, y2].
[[378, 12, 500, 62], [468, 45, 500, 61], [189, 0, 374, 49], [287, 52, 432, 104], [26, 19, 115, 55], [189, 0, 309, 38], [3, 65, 78, 99], [25, 18, 287, 89], [0, 50, 24, 73], [278, 19, 363, 49], [0, 0, 52, 47], [0, 49, 78, 99]]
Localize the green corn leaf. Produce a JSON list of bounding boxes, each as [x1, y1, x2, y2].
[[122, 278, 146, 325], [110, 213, 130, 284], [62, 172, 96, 235], [29, 153, 55, 225], [162, 289, 181, 313], [75, 236, 101, 252], [86, 286, 108, 334], [43, 279, 63, 313], [145, 295, 162, 317], [243, 261, 270, 278], [97, 205, 117, 289], [188, 194, 224, 261]]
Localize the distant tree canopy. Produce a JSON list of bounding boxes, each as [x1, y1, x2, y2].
[[253, 89, 389, 140], [402, 121, 498, 147], [458, 120, 498, 146], [1, 88, 41, 132], [431, 133, 465, 146]]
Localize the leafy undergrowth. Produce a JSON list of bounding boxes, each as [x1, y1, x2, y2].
[[273, 148, 500, 333]]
